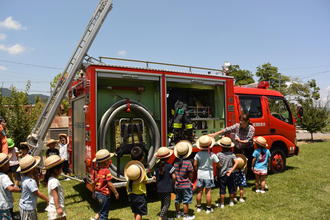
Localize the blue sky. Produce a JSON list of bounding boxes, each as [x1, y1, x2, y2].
[[0, 0, 329, 100]]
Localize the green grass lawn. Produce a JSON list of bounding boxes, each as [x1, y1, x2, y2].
[[13, 141, 330, 220]]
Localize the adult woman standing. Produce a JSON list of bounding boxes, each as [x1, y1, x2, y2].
[[209, 114, 255, 168]]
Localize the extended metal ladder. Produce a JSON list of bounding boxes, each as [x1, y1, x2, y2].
[[27, 0, 113, 156]]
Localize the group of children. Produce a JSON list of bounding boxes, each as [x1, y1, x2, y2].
[[0, 134, 70, 220], [0, 134, 270, 220]]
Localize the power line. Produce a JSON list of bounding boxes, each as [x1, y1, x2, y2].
[[0, 59, 62, 70], [300, 70, 330, 80]]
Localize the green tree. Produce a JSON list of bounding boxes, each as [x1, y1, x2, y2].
[[227, 65, 255, 85], [0, 82, 44, 144], [299, 100, 329, 140], [256, 63, 290, 92]]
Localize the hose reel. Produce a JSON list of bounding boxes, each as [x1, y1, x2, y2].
[[99, 99, 160, 181]]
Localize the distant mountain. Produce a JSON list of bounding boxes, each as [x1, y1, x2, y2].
[[0, 88, 49, 104]]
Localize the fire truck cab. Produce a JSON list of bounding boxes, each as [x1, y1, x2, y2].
[[234, 83, 299, 173]]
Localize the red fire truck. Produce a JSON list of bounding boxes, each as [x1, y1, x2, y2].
[[67, 58, 299, 185]]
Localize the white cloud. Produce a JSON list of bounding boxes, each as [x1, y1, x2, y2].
[[117, 50, 127, 57], [0, 33, 6, 40], [327, 86, 330, 92], [0, 65, 7, 71], [0, 43, 26, 55], [0, 17, 26, 30]]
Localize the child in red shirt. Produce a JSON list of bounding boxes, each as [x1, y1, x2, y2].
[[91, 149, 119, 220]]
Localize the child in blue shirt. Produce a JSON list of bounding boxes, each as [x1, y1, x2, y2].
[[252, 137, 271, 193], [18, 155, 48, 220]]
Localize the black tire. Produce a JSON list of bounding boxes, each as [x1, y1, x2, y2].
[[270, 148, 286, 173]]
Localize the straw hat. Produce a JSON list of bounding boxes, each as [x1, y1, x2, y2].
[[92, 149, 115, 163], [43, 155, 65, 170], [46, 139, 59, 147], [17, 155, 41, 173], [154, 147, 173, 159], [174, 140, 192, 159], [254, 136, 268, 148], [217, 137, 235, 148], [124, 160, 146, 183], [7, 138, 15, 149], [196, 135, 215, 150], [235, 154, 247, 170], [0, 153, 10, 168], [19, 142, 31, 150]]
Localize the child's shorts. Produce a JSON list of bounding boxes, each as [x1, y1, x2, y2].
[[175, 188, 193, 204], [20, 209, 37, 220], [233, 171, 247, 187], [197, 178, 215, 188], [128, 194, 148, 216], [253, 169, 268, 175], [219, 174, 236, 195]]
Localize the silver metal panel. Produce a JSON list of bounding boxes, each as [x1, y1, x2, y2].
[[97, 70, 160, 81], [72, 97, 86, 176]]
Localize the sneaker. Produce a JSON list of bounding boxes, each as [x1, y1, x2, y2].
[[196, 206, 202, 213], [183, 215, 195, 220], [260, 190, 266, 194], [215, 202, 220, 207], [239, 198, 245, 203], [220, 203, 225, 209], [256, 189, 261, 193], [229, 201, 235, 206], [233, 197, 238, 203], [176, 211, 184, 218], [64, 177, 71, 181], [205, 207, 214, 214]]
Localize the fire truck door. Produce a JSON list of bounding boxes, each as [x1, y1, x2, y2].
[[72, 97, 86, 176], [265, 96, 295, 144]]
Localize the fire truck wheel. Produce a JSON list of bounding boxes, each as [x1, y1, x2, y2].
[[270, 148, 286, 173]]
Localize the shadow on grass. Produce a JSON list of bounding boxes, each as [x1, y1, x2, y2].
[[36, 201, 48, 213], [297, 139, 327, 143], [70, 182, 161, 212]]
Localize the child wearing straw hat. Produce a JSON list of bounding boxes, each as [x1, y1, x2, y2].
[[154, 147, 176, 220], [252, 136, 271, 193], [173, 141, 195, 220], [125, 160, 148, 220], [233, 154, 248, 203], [18, 154, 48, 220], [216, 137, 239, 208], [0, 153, 21, 219], [46, 139, 60, 158], [91, 149, 119, 220], [194, 135, 220, 214], [58, 134, 71, 176], [43, 155, 66, 220]]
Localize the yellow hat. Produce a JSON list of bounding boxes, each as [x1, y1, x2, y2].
[[217, 137, 235, 148], [124, 160, 146, 183], [92, 149, 115, 163], [0, 153, 10, 168], [254, 136, 268, 148], [17, 155, 41, 173], [174, 140, 193, 159], [44, 155, 65, 170], [196, 135, 215, 150], [154, 147, 173, 159]]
